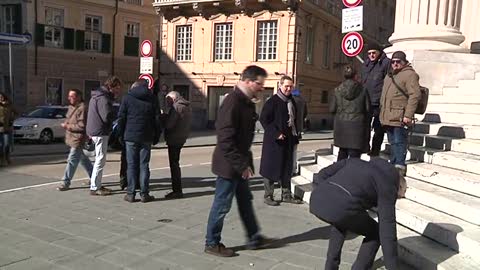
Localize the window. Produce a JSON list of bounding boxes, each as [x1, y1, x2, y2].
[[214, 23, 233, 61], [305, 26, 314, 64], [1, 5, 20, 34], [85, 15, 102, 51], [322, 34, 331, 68], [176, 25, 192, 61], [257, 20, 278, 61], [122, 0, 142, 5], [321, 90, 328, 104], [45, 78, 63, 105], [45, 7, 64, 48], [124, 22, 140, 56]]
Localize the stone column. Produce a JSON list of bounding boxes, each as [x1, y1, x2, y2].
[[386, 0, 468, 53]]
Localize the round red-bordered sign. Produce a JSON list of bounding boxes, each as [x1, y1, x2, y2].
[[138, 74, 154, 89], [342, 0, 362, 8], [341, 32, 364, 57], [140, 40, 153, 57]]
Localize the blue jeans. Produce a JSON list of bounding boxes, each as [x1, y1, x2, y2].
[[125, 141, 152, 196], [205, 176, 260, 246], [62, 147, 93, 186], [0, 133, 9, 158], [385, 126, 408, 167]]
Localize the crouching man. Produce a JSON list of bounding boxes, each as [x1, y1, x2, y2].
[[310, 158, 407, 270]]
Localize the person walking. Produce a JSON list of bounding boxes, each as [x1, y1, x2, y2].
[[380, 51, 421, 176], [163, 91, 192, 199], [57, 89, 93, 191], [205, 65, 274, 257], [0, 92, 14, 166], [86, 76, 122, 196], [330, 65, 371, 161], [361, 43, 390, 156], [117, 79, 161, 203], [260, 75, 302, 206], [310, 157, 407, 270]]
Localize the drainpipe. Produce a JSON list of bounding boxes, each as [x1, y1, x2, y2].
[[157, 13, 163, 79], [34, 0, 38, 75], [111, 0, 119, 75], [291, 10, 298, 87]]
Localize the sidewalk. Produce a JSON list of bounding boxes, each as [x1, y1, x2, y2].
[[11, 130, 333, 157], [0, 175, 388, 270]]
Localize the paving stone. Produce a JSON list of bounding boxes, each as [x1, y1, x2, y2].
[[95, 249, 146, 268], [269, 262, 311, 270], [154, 249, 219, 269], [52, 237, 115, 257], [0, 247, 31, 268], [126, 258, 183, 270], [105, 237, 169, 256], [9, 222, 72, 243], [0, 228, 35, 246], [0, 257, 63, 270], [13, 239, 79, 261], [52, 254, 123, 270], [55, 223, 120, 242]]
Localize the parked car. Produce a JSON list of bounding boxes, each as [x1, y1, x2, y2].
[[13, 106, 68, 144]]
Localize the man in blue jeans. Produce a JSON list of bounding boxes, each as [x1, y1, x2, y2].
[[117, 79, 161, 203], [380, 51, 421, 176], [205, 65, 275, 257]]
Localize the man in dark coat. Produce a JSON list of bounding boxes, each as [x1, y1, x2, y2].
[[87, 76, 122, 196], [361, 43, 390, 156], [163, 91, 192, 199], [205, 65, 274, 257], [330, 65, 370, 161], [291, 89, 308, 174], [310, 158, 407, 270], [260, 75, 302, 206], [117, 79, 161, 203]]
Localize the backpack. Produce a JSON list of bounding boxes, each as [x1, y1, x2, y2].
[[390, 75, 429, 115]]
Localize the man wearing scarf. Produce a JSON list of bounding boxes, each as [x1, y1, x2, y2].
[[259, 75, 302, 206]]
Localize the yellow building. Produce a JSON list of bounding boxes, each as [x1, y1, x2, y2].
[[0, 0, 159, 108], [153, 0, 394, 129]]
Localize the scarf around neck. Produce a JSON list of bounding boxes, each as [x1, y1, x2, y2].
[[277, 90, 297, 136]]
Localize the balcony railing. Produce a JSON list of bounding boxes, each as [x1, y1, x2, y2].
[[122, 0, 143, 5]]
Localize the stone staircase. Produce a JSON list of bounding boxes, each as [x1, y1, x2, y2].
[[292, 72, 480, 269]]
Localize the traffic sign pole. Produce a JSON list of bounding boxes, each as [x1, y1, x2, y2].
[[9, 43, 13, 103]]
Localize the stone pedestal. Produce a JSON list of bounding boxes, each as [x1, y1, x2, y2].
[[386, 0, 469, 53]]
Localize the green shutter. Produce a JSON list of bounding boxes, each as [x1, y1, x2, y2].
[[13, 4, 22, 34], [35, 24, 44, 46], [75, 30, 85, 51], [64, 28, 74, 50], [101, 33, 111, 54], [124, 36, 139, 57]]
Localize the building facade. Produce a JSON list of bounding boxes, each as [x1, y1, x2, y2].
[[153, 0, 395, 129], [0, 0, 159, 109]]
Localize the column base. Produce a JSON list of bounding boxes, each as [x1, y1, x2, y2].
[[385, 40, 470, 54]]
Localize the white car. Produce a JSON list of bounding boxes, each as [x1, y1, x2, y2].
[[13, 106, 68, 144]]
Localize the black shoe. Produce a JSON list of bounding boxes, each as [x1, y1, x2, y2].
[[119, 178, 127, 190], [282, 194, 303, 204], [204, 243, 235, 257], [246, 236, 277, 250], [165, 191, 184, 199], [141, 194, 155, 203], [124, 194, 135, 203], [264, 196, 279, 206]]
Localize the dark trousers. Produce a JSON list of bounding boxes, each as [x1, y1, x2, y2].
[[168, 144, 183, 193], [205, 176, 260, 246], [264, 138, 295, 198], [370, 105, 385, 156], [120, 145, 139, 189], [337, 148, 362, 161], [385, 126, 408, 166], [325, 212, 380, 270], [125, 142, 152, 196]]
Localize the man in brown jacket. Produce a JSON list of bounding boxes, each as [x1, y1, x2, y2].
[[380, 51, 421, 175], [57, 89, 93, 191]]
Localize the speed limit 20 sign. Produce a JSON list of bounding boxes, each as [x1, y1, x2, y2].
[[341, 32, 364, 57]]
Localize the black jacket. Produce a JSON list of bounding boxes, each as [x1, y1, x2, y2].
[[361, 53, 390, 106], [310, 158, 399, 269], [211, 87, 257, 179], [330, 79, 370, 151], [117, 85, 161, 144], [164, 97, 192, 146], [86, 86, 114, 136]]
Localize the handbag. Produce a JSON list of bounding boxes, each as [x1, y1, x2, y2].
[[389, 74, 429, 115]]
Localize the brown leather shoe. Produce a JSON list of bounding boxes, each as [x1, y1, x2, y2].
[[246, 236, 277, 250], [90, 187, 112, 196], [56, 184, 70, 191], [140, 194, 155, 203], [204, 243, 235, 257], [124, 194, 135, 203], [282, 194, 303, 204]]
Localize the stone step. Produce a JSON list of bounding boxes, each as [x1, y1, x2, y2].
[[427, 103, 480, 113], [406, 177, 480, 225], [409, 133, 480, 156], [420, 112, 480, 126], [413, 122, 480, 140], [431, 151, 480, 175], [476, 72, 480, 81], [396, 199, 480, 258], [442, 83, 480, 96], [407, 163, 480, 198], [429, 94, 480, 104], [384, 144, 444, 163]]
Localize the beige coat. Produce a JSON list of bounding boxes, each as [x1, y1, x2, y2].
[[64, 102, 87, 148], [380, 66, 421, 127]]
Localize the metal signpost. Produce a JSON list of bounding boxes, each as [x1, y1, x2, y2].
[[0, 32, 32, 102], [341, 0, 364, 58]]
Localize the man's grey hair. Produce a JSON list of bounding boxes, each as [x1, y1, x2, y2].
[[131, 79, 148, 89], [166, 91, 181, 100]]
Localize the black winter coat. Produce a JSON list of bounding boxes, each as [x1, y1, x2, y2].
[[211, 88, 257, 179], [259, 94, 299, 181], [310, 158, 399, 270], [330, 79, 370, 151], [361, 53, 390, 106], [117, 85, 161, 144]]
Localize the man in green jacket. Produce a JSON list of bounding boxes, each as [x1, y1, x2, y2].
[[380, 51, 421, 175]]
